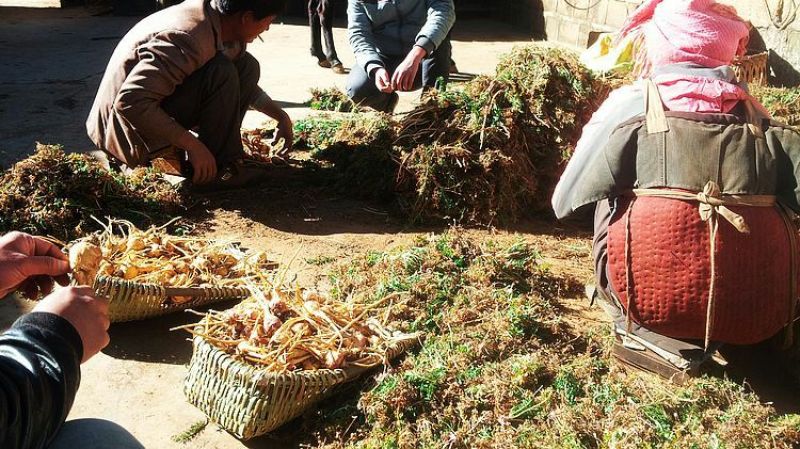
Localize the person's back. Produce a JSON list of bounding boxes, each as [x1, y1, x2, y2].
[[552, 0, 800, 377], [87, 0, 219, 167], [86, 0, 294, 190]]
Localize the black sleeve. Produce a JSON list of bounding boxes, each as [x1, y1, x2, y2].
[[0, 312, 83, 449]]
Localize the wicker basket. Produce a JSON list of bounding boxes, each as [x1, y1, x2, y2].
[[184, 335, 420, 439], [94, 276, 250, 322], [732, 52, 768, 86]]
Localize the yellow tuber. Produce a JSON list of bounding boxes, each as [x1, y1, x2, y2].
[[69, 241, 102, 285]]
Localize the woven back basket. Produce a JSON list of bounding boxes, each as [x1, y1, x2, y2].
[[94, 276, 250, 322], [184, 335, 419, 440], [732, 52, 768, 86]]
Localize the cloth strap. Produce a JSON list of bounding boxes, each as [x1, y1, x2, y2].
[[623, 181, 796, 350]]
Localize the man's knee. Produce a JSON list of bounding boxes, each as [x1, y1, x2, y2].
[[346, 73, 374, 102], [236, 52, 261, 88], [203, 53, 239, 90]]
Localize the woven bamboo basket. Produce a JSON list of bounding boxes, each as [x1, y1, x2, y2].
[[732, 52, 768, 86], [184, 334, 419, 439], [93, 275, 250, 322]]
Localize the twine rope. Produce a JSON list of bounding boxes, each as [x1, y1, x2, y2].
[[624, 181, 780, 349]]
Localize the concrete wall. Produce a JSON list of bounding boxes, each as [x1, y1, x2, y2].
[[518, 0, 800, 86]]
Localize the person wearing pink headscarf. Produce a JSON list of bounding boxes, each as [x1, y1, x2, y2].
[[552, 0, 782, 375], [554, 0, 767, 218]]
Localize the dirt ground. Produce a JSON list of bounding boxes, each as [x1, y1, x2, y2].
[[1, 5, 799, 449]]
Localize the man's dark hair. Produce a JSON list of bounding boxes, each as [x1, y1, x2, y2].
[[215, 0, 287, 19]]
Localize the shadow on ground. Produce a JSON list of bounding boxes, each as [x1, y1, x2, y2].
[[721, 341, 800, 414], [104, 299, 240, 365]]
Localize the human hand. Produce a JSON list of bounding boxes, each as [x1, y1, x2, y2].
[[0, 232, 70, 299], [391, 46, 425, 92], [178, 132, 218, 184], [186, 144, 217, 184], [273, 113, 294, 157], [373, 68, 394, 93], [34, 286, 110, 363]]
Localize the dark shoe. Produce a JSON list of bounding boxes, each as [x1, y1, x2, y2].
[[449, 59, 459, 74], [192, 162, 270, 193], [612, 336, 699, 384], [317, 58, 332, 68]]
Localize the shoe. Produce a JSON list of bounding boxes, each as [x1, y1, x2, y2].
[[449, 59, 459, 74], [192, 161, 270, 193], [331, 62, 346, 74], [612, 338, 697, 384], [317, 58, 332, 68], [148, 145, 187, 176]]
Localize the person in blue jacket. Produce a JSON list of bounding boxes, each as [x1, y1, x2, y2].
[[346, 0, 455, 113]]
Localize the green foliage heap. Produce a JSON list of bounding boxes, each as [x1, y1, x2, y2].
[[309, 87, 363, 113], [283, 232, 800, 449], [289, 44, 607, 225], [0, 144, 188, 240], [751, 85, 800, 127]]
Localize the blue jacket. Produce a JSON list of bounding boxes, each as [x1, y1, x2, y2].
[[348, 0, 455, 74]]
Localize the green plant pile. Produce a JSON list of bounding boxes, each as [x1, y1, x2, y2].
[[309, 87, 363, 113], [0, 144, 189, 240], [286, 232, 800, 448], [395, 45, 602, 223], [288, 44, 605, 225], [302, 114, 398, 202], [751, 85, 800, 126]]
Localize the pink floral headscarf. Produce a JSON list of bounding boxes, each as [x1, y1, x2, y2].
[[620, 0, 751, 77], [618, 0, 766, 115]]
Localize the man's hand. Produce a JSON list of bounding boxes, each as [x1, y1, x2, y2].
[[177, 131, 218, 185], [0, 232, 70, 299], [391, 46, 426, 92], [373, 68, 394, 93], [34, 286, 110, 363], [273, 113, 294, 157]]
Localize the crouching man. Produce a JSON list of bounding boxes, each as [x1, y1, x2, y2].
[[87, 0, 292, 189]]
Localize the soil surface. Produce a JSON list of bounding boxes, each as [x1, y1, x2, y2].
[[1, 6, 798, 449]]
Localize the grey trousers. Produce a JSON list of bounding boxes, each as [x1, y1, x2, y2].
[[159, 51, 262, 168], [49, 419, 144, 449], [346, 38, 452, 113]]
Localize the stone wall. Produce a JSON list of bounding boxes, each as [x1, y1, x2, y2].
[[513, 0, 800, 85]]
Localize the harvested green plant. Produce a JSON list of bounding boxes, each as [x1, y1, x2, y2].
[[751, 85, 800, 126], [309, 87, 363, 113], [395, 45, 603, 223], [281, 231, 800, 449], [0, 144, 188, 240]]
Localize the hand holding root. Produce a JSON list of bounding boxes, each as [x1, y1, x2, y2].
[[0, 231, 70, 299]]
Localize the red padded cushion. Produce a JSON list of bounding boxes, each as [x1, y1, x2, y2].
[[607, 196, 794, 344]]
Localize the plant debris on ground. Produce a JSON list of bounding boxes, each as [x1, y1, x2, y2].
[[258, 231, 800, 449], [309, 87, 363, 113], [0, 144, 189, 241], [751, 85, 800, 126], [284, 44, 608, 225]]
